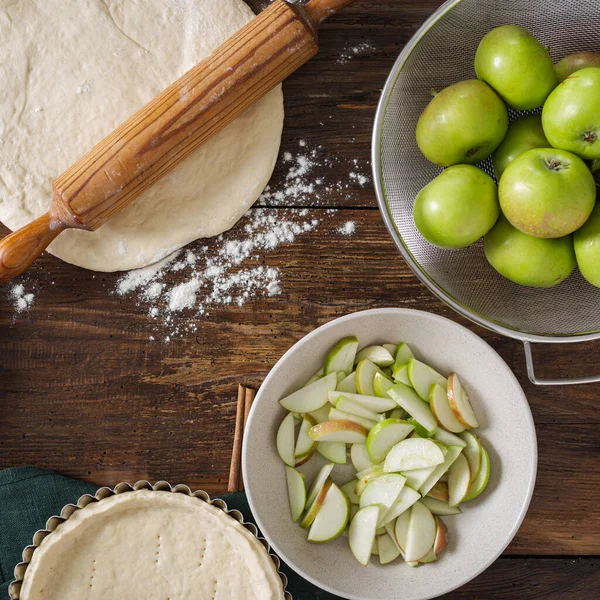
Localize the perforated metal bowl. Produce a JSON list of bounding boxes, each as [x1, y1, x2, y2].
[[372, 0, 600, 385]]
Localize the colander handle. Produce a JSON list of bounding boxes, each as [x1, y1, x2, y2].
[[523, 341, 600, 385]]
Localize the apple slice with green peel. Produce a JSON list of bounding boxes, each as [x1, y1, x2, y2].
[[388, 383, 438, 433], [351, 443, 375, 472], [341, 479, 360, 505], [394, 508, 411, 552], [419, 547, 437, 564], [304, 368, 324, 387], [405, 501, 436, 562], [355, 464, 383, 480], [366, 419, 415, 463], [460, 431, 482, 479], [420, 445, 463, 496], [373, 372, 395, 399], [427, 481, 449, 502], [294, 448, 316, 467], [464, 446, 490, 501], [380, 486, 421, 526], [355, 466, 384, 496], [336, 371, 357, 394], [383, 343, 398, 356], [433, 427, 467, 448], [295, 415, 317, 459], [403, 465, 436, 492], [384, 438, 445, 472], [420, 496, 462, 516], [355, 345, 395, 367], [285, 466, 306, 522], [394, 342, 414, 370], [329, 408, 377, 431], [392, 364, 412, 387], [407, 418, 433, 439], [434, 516, 448, 554], [375, 526, 387, 537], [317, 441, 347, 464], [355, 359, 386, 396], [390, 408, 408, 420], [331, 391, 397, 413], [308, 420, 368, 444], [384, 521, 400, 548], [430, 383, 466, 433], [349, 505, 380, 566], [301, 477, 333, 529], [447, 452, 471, 507], [308, 483, 350, 542], [336, 397, 380, 421], [447, 373, 479, 428], [359, 474, 406, 520], [325, 336, 359, 376], [276, 412, 297, 467], [308, 404, 331, 424], [306, 463, 335, 508], [280, 372, 337, 413], [378, 533, 401, 564], [408, 358, 447, 401]]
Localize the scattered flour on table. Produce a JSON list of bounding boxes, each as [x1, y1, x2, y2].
[[338, 221, 356, 236], [338, 41, 375, 64], [9, 284, 35, 313]]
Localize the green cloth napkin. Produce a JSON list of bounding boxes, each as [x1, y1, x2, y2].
[[0, 467, 339, 599]]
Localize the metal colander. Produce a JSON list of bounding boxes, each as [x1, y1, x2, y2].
[[372, 0, 600, 385]]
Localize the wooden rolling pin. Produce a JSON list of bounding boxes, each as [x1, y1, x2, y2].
[[0, 0, 356, 283]]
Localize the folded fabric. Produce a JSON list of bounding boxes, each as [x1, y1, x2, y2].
[[0, 467, 338, 599]]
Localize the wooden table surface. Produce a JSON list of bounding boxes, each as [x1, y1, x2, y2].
[[1, 1, 599, 597]]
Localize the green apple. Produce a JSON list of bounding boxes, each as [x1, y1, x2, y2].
[[324, 336, 359, 376], [285, 466, 306, 522], [433, 516, 448, 555], [388, 383, 438, 433], [416, 79, 508, 167], [383, 438, 445, 472], [276, 412, 297, 467], [499, 148, 596, 238], [407, 357, 447, 401], [307, 483, 349, 542], [492, 114, 549, 179], [484, 215, 576, 288], [355, 345, 394, 367], [351, 443, 376, 472], [420, 446, 463, 497], [459, 431, 482, 480], [430, 383, 465, 434], [414, 165, 500, 249], [447, 373, 479, 429], [377, 533, 401, 565], [593, 160, 600, 187], [329, 407, 377, 431], [279, 372, 337, 413], [366, 418, 415, 463], [463, 446, 491, 501], [574, 203, 600, 287], [317, 441, 347, 464], [301, 477, 333, 529], [308, 419, 368, 443], [420, 496, 462, 516], [359, 473, 406, 520], [474, 25, 557, 109], [447, 453, 471, 507], [349, 505, 379, 566], [404, 501, 436, 562], [393, 342, 414, 370], [556, 52, 600, 83], [542, 67, 600, 160]]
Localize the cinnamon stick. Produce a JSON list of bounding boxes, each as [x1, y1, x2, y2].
[[228, 385, 257, 493]]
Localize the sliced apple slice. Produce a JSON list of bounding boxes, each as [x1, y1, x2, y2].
[[285, 466, 306, 522], [280, 372, 337, 413], [448, 452, 471, 507], [300, 477, 333, 529], [366, 419, 414, 463], [383, 438, 445, 472], [379, 486, 421, 526], [349, 505, 379, 566], [460, 431, 482, 480], [308, 420, 368, 444], [317, 441, 347, 464], [328, 408, 376, 431], [383, 343, 398, 356], [331, 391, 396, 413], [336, 371, 357, 394], [427, 481, 449, 502], [392, 364, 412, 387], [324, 336, 359, 376], [434, 516, 448, 554], [447, 373, 479, 428], [373, 372, 395, 399], [294, 448, 316, 467], [394, 508, 411, 552], [276, 412, 297, 467], [403, 465, 436, 492], [390, 407, 408, 420], [308, 404, 331, 424], [341, 479, 360, 505], [420, 496, 462, 516], [419, 547, 437, 564], [355, 345, 395, 367], [336, 397, 380, 421], [420, 445, 463, 497], [405, 501, 436, 562], [308, 483, 350, 542], [355, 359, 386, 396], [464, 446, 490, 501], [388, 383, 438, 433], [359, 473, 406, 521], [407, 418, 434, 439], [295, 415, 317, 459], [433, 427, 467, 448], [394, 342, 414, 370], [430, 383, 465, 433], [350, 443, 375, 472], [306, 463, 335, 508], [378, 533, 401, 564], [303, 367, 324, 387], [407, 358, 447, 401], [354, 466, 384, 496]]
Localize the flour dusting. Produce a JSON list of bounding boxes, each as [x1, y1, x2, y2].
[[9, 284, 35, 313], [338, 41, 375, 64], [338, 221, 356, 236]]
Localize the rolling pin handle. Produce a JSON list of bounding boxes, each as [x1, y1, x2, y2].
[[0, 213, 65, 283], [302, 0, 357, 26]]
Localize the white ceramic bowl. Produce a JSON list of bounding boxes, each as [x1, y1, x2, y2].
[[243, 308, 537, 600]]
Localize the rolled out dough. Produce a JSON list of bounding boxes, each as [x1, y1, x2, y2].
[[0, 0, 284, 271]]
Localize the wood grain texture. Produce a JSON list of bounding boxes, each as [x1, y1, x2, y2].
[[0, 0, 598, 595]]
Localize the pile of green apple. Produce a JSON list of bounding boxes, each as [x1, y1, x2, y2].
[[276, 336, 491, 567], [414, 24, 600, 288]]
